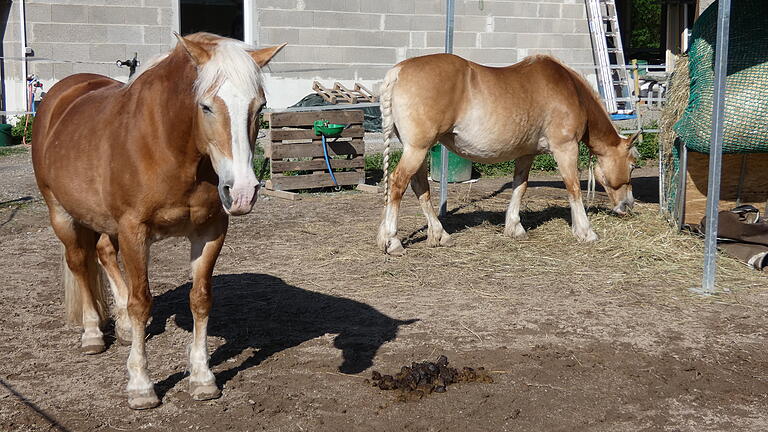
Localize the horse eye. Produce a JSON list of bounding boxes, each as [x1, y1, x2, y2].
[[200, 104, 213, 114]]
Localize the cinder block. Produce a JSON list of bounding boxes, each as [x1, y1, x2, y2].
[[359, 0, 388, 13], [144, 26, 171, 45], [53, 62, 74, 79], [107, 25, 143, 44], [342, 46, 396, 64], [124, 7, 159, 26], [410, 32, 426, 49], [414, 0, 442, 15], [384, 15, 411, 31], [90, 43, 127, 62], [259, 27, 302, 45], [25, 4, 52, 23], [258, 0, 299, 9], [387, 0, 414, 14], [456, 16, 487, 32], [494, 17, 540, 33], [538, 3, 561, 18], [426, 31, 475, 48], [303, 0, 360, 12], [480, 32, 518, 48], [88, 6, 126, 24], [517, 33, 564, 49], [144, 0, 174, 7], [320, 28, 381, 47], [261, 9, 313, 27], [32, 62, 54, 80], [51, 5, 88, 23], [561, 4, 586, 19], [46, 43, 91, 62], [380, 31, 410, 48], [408, 14, 443, 31], [159, 8, 174, 26], [32, 23, 108, 43], [562, 34, 591, 49]]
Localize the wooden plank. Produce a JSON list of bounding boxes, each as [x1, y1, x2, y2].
[[270, 139, 365, 159], [684, 152, 768, 225], [269, 125, 364, 141], [271, 156, 364, 173], [261, 187, 300, 201], [270, 171, 364, 191], [356, 183, 382, 194], [268, 110, 364, 128]]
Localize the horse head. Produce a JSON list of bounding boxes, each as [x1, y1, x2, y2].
[[175, 33, 285, 216], [593, 131, 640, 215]]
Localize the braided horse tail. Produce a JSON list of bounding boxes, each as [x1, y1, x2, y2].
[[379, 65, 401, 203]]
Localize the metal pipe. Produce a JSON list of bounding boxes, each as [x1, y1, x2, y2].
[[440, 0, 455, 217], [19, 0, 28, 114], [699, 0, 731, 294]]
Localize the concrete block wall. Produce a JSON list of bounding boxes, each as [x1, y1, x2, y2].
[[256, 0, 597, 107], [24, 0, 176, 84]]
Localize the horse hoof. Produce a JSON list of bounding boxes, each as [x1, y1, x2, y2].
[[81, 337, 106, 355], [504, 225, 528, 240], [439, 232, 455, 247], [386, 239, 405, 256], [190, 382, 221, 401], [128, 389, 160, 410], [576, 230, 599, 243]]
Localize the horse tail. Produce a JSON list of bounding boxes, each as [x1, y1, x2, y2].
[[62, 244, 107, 325], [380, 65, 401, 204]]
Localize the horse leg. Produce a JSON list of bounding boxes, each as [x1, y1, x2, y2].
[[377, 144, 431, 255], [551, 142, 598, 242], [504, 155, 535, 240], [186, 217, 227, 401], [119, 222, 159, 409], [96, 234, 132, 344], [49, 206, 107, 354], [410, 161, 453, 247]]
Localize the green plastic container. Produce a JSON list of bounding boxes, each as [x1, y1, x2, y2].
[[313, 119, 345, 137], [430, 144, 472, 183], [0, 124, 14, 147]]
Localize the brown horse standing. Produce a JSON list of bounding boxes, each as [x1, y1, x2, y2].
[[32, 33, 284, 409], [377, 54, 639, 255]]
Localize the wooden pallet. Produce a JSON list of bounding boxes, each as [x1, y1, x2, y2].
[[312, 81, 378, 104], [682, 151, 768, 225], [264, 110, 366, 193]]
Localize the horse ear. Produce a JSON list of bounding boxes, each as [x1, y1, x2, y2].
[[249, 43, 287, 67], [174, 32, 211, 65], [626, 130, 642, 147]]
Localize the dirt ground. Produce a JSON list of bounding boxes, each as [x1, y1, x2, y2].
[[1, 148, 767, 432]]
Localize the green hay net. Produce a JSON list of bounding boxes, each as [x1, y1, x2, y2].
[[673, 0, 768, 154]]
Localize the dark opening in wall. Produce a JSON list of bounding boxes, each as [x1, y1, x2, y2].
[[180, 0, 244, 41]]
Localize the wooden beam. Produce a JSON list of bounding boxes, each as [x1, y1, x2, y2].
[[261, 187, 300, 201], [270, 139, 365, 159], [269, 125, 364, 141], [268, 110, 364, 128], [271, 156, 364, 173], [270, 171, 364, 191]]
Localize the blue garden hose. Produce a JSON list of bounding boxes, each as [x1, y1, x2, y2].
[[321, 134, 339, 188]]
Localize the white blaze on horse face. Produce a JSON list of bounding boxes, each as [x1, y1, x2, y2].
[[214, 80, 260, 216]]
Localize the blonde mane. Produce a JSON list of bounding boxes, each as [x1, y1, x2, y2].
[[128, 33, 263, 102]]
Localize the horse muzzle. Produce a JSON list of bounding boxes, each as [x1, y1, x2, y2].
[[219, 182, 259, 216], [612, 197, 635, 216]]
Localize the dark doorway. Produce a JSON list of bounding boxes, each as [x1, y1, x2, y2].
[[180, 0, 244, 40]]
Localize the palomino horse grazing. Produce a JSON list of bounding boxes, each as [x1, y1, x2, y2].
[[377, 54, 639, 255], [32, 33, 285, 409]]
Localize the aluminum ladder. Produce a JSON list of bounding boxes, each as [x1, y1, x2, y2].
[[585, 0, 635, 116]]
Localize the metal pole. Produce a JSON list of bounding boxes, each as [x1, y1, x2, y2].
[[439, 0, 455, 217], [698, 0, 731, 294]]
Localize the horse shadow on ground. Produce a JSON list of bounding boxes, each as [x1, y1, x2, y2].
[[404, 175, 660, 245], [146, 273, 417, 398]]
